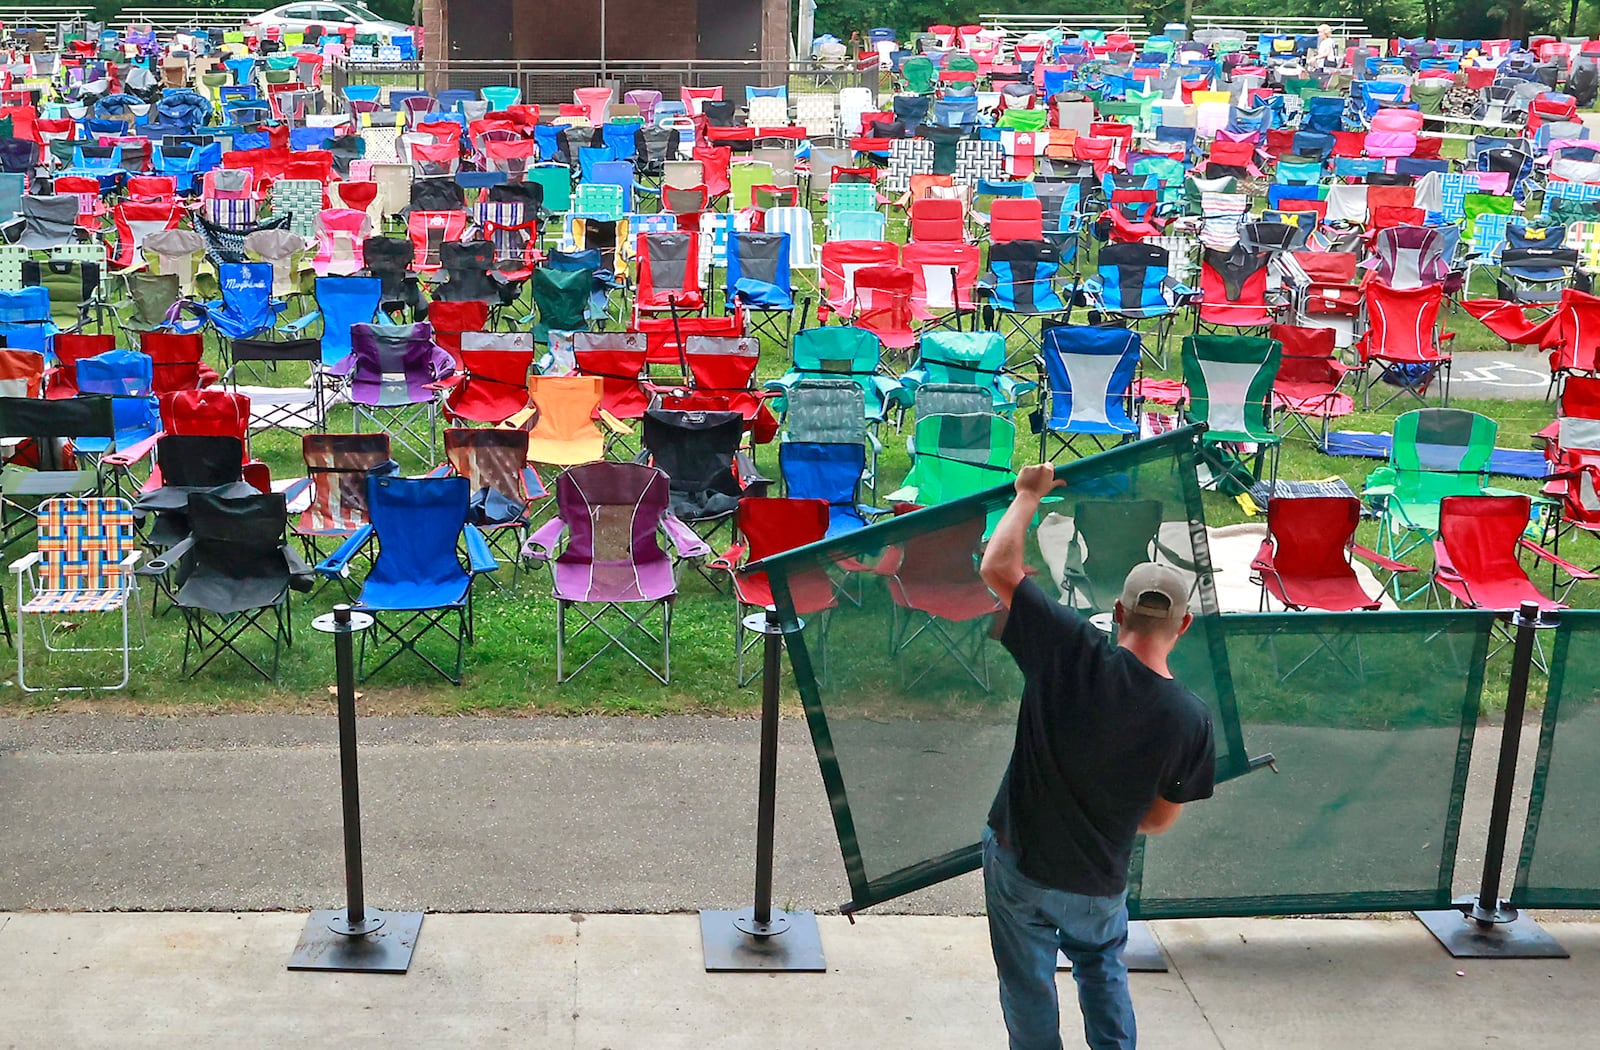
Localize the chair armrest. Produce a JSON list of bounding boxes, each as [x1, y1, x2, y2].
[[8, 551, 40, 574], [103, 430, 163, 467], [707, 542, 747, 573], [424, 463, 451, 479], [662, 513, 711, 559], [523, 515, 567, 562], [281, 476, 313, 503], [503, 406, 536, 429], [316, 524, 374, 577], [599, 409, 631, 435], [281, 543, 315, 592], [521, 466, 548, 500], [114, 550, 144, 573], [733, 449, 769, 491], [462, 523, 500, 574], [141, 536, 194, 575], [324, 353, 356, 377], [1519, 537, 1600, 579], [278, 309, 319, 334], [1350, 543, 1417, 574]]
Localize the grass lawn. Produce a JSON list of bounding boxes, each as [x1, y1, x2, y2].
[[1, 179, 1588, 716]]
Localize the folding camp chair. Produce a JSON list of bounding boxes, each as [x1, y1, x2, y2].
[[436, 427, 544, 585], [767, 325, 902, 424], [1082, 240, 1197, 368], [154, 490, 311, 678], [441, 342, 535, 426], [1432, 493, 1592, 662], [1037, 325, 1141, 460], [524, 461, 709, 683], [1180, 334, 1283, 499], [1359, 281, 1454, 410], [819, 239, 900, 319], [725, 230, 793, 343], [710, 496, 835, 685], [980, 239, 1068, 355], [228, 336, 327, 435], [1196, 246, 1277, 332], [10, 497, 143, 691], [1363, 408, 1500, 590], [316, 475, 497, 684], [1253, 495, 1414, 612], [515, 374, 629, 468], [1258, 324, 1350, 444], [291, 432, 391, 569], [900, 331, 1036, 416], [331, 322, 455, 462], [881, 507, 1003, 690], [634, 231, 704, 317], [887, 412, 1017, 512], [850, 264, 918, 352], [641, 407, 767, 577], [0, 393, 119, 551]]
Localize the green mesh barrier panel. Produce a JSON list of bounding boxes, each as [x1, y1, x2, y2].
[[1515, 611, 1600, 908], [1128, 610, 1491, 918], [757, 428, 1253, 912]]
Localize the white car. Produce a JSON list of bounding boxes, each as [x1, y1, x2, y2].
[[244, 2, 410, 39]]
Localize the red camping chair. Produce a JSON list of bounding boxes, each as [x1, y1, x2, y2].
[[1432, 495, 1593, 636], [692, 144, 732, 205], [141, 331, 218, 393], [852, 265, 917, 351], [111, 201, 182, 270], [1358, 281, 1454, 409], [0, 348, 44, 398], [46, 333, 115, 399], [1542, 376, 1600, 569], [442, 346, 537, 425], [635, 231, 705, 315], [1252, 496, 1414, 611], [910, 197, 967, 243], [710, 496, 835, 684], [1292, 250, 1362, 326], [425, 299, 489, 358], [881, 506, 1004, 690], [820, 239, 901, 319], [1197, 248, 1275, 329], [679, 335, 777, 444], [407, 210, 469, 272], [573, 332, 651, 426], [1268, 324, 1354, 441], [903, 240, 982, 327], [989, 197, 1044, 243], [636, 307, 744, 367], [125, 175, 178, 203]]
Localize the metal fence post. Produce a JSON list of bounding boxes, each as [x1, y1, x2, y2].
[[699, 607, 826, 972], [288, 605, 425, 974], [1415, 602, 1569, 959]]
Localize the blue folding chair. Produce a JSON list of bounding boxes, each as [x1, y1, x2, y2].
[[778, 441, 876, 538], [1037, 325, 1142, 460], [75, 349, 161, 460], [725, 231, 793, 342], [0, 287, 56, 356], [205, 262, 284, 344], [316, 475, 497, 684], [1082, 240, 1197, 368], [308, 275, 383, 366]]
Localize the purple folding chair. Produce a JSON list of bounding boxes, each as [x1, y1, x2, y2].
[[523, 461, 709, 683], [329, 321, 456, 462], [624, 89, 663, 124]]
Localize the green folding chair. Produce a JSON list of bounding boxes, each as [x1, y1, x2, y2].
[[1180, 334, 1283, 498], [1363, 409, 1504, 592], [900, 55, 939, 95], [887, 411, 1017, 517]]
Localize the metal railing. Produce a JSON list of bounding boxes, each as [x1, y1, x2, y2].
[[0, 5, 91, 33], [110, 8, 264, 34], [1192, 16, 1371, 39], [979, 14, 1151, 41], [329, 56, 878, 108]]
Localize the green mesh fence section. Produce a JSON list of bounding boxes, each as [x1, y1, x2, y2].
[[1129, 611, 1491, 919], [758, 428, 1253, 911], [1515, 611, 1600, 908]]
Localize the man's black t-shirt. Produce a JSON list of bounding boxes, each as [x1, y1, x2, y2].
[[987, 578, 1216, 897]]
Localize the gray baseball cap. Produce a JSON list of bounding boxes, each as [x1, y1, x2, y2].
[[1119, 562, 1190, 620]]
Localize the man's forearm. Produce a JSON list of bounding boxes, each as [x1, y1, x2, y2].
[[981, 492, 1042, 592]]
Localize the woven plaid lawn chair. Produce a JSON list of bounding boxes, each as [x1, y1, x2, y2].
[[10, 497, 144, 691]]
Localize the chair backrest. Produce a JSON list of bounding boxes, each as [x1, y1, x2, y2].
[[366, 474, 471, 593], [905, 411, 1015, 505], [444, 427, 529, 499], [34, 497, 137, 594], [737, 496, 830, 564], [552, 461, 673, 577], [1070, 498, 1164, 604], [300, 432, 392, 533], [1438, 494, 1534, 590], [528, 374, 604, 443], [1180, 334, 1281, 440], [1362, 281, 1444, 364], [1265, 495, 1362, 582], [1040, 325, 1140, 433], [1394, 408, 1497, 476]]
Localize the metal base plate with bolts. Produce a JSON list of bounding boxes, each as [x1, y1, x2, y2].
[[1058, 921, 1168, 973], [288, 908, 424, 973], [700, 908, 827, 972], [1416, 899, 1569, 959]]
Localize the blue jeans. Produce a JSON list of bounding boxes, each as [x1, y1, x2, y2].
[[982, 826, 1135, 1050]]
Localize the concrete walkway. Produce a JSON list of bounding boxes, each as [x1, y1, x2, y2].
[[0, 912, 1596, 1049]]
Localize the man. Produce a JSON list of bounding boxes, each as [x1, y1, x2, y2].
[[978, 464, 1216, 1050]]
